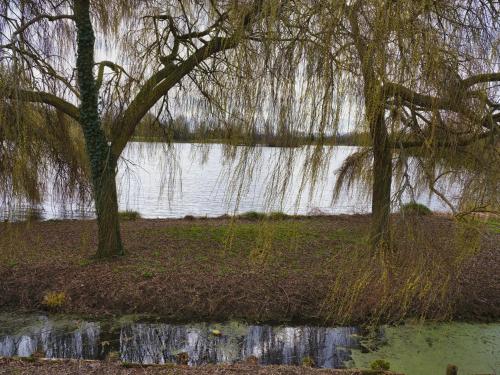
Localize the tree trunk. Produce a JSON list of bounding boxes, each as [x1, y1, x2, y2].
[[94, 154, 123, 258], [370, 109, 392, 250], [74, 0, 123, 257]]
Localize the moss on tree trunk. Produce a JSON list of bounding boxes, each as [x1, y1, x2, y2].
[[74, 0, 123, 257]]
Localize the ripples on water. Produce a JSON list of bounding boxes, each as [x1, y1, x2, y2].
[[1, 143, 454, 221]]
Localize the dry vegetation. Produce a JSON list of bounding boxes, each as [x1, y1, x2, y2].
[[0, 215, 498, 325]]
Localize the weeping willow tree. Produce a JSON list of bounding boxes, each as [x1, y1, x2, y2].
[[0, 0, 293, 257], [255, 0, 498, 323], [1, 0, 498, 258], [273, 0, 500, 250], [183, 0, 499, 250]]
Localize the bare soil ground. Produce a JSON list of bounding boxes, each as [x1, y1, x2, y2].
[[0, 214, 498, 324]]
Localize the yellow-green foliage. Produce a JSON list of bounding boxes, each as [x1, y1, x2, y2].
[[42, 291, 66, 310], [322, 217, 481, 324], [268, 212, 290, 220], [486, 218, 500, 234], [371, 359, 390, 371], [302, 356, 316, 367]]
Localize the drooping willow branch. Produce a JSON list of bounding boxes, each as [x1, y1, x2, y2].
[[4, 89, 80, 121]]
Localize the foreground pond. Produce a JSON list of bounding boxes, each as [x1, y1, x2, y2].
[[0, 314, 498, 374], [351, 323, 500, 374], [0, 314, 357, 368]]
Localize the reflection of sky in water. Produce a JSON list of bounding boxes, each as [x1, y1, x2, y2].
[[0, 316, 100, 359], [0, 315, 359, 368], [1, 142, 459, 220]]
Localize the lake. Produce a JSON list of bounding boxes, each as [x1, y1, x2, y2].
[[1, 142, 454, 221]]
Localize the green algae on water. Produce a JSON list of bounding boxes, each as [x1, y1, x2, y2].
[[350, 322, 500, 375]]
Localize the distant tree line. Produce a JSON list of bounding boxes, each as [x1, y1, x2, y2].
[[133, 114, 370, 147]]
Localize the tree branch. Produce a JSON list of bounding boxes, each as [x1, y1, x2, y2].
[[111, 35, 239, 157], [4, 90, 79, 121], [392, 128, 497, 149], [12, 14, 75, 39], [462, 72, 500, 87], [109, 0, 269, 158], [383, 82, 463, 112], [95, 60, 136, 91]]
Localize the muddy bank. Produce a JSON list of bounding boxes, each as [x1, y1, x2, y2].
[[0, 358, 401, 374], [0, 215, 498, 324]]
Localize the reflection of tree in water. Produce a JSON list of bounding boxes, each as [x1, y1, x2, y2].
[[120, 322, 360, 368], [0, 316, 100, 359]]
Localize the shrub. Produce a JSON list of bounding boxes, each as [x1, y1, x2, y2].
[[238, 211, 291, 220], [119, 210, 141, 221], [42, 291, 66, 310], [370, 359, 390, 371], [400, 202, 432, 216], [238, 211, 266, 221], [268, 212, 290, 220]]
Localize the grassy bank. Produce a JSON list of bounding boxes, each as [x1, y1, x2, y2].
[[0, 215, 498, 324]]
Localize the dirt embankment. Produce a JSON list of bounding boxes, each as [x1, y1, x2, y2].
[[0, 214, 498, 324], [0, 358, 402, 375]]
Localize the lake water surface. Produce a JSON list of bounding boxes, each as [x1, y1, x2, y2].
[[1, 142, 454, 221]]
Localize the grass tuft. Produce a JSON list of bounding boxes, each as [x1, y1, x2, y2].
[[301, 356, 316, 367], [119, 210, 141, 221], [268, 212, 290, 220], [370, 359, 390, 371], [485, 218, 500, 234], [42, 291, 66, 310]]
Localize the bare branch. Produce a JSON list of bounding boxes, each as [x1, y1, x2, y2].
[[12, 14, 75, 39]]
